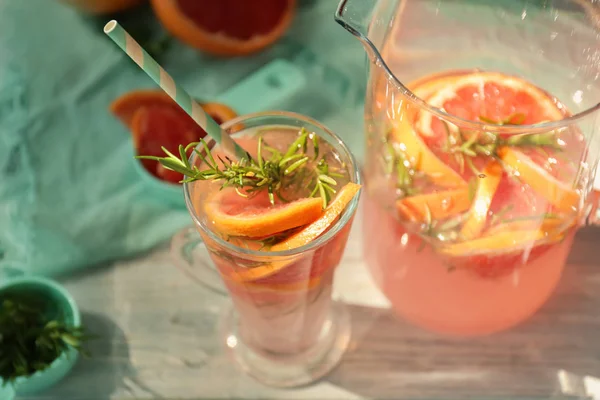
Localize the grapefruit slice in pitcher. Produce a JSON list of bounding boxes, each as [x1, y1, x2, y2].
[[404, 71, 571, 181], [150, 0, 296, 56], [414, 71, 566, 138], [438, 227, 568, 278]]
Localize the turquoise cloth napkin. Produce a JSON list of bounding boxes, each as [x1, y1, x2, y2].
[[0, 0, 365, 277]]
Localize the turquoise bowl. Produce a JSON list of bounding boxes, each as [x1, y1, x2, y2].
[[0, 276, 81, 396]]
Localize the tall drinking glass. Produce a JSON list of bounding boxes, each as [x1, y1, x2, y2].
[[336, 0, 600, 336], [171, 111, 360, 387]]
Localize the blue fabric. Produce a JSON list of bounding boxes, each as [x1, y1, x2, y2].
[[0, 0, 366, 277]]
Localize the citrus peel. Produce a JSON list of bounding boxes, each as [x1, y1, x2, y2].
[[438, 228, 564, 258], [497, 146, 579, 212], [391, 106, 466, 188], [460, 161, 503, 239], [230, 182, 361, 282], [204, 190, 324, 238], [396, 188, 472, 223]]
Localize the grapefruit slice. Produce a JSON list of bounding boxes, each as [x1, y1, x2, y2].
[[230, 182, 361, 282], [150, 0, 296, 56], [438, 228, 565, 278], [497, 146, 580, 212], [129, 107, 198, 183], [413, 71, 566, 138], [460, 161, 503, 239], [485, 214, 574, 237], [110, 89, 237, 129], [396, 188, 471, 223], [110, 90, 238, 183], [204, 189, 324, 238], [391, 103, 466, 188], [270, 182, 361, 252]]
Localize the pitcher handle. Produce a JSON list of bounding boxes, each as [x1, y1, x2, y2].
[[170, 226, 227, 295]]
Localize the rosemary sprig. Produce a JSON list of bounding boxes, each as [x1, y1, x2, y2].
[[0, 295, 92, 384], [138, 128, 343, 208], [383, 132, 425, 198], [419, 204, 466, 245], [442, 114, 562, 175]]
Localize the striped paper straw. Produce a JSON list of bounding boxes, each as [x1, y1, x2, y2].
[[103, 20, 246, 159]]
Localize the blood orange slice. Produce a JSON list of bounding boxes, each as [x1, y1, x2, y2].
[[110, 90, 238, 183], [150, 0, 296, 56], [204, 188, 323, 238]]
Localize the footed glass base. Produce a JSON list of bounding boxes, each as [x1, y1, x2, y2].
[[220, 301, 351, 388]]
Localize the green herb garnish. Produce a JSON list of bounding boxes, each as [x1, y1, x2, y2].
[[138, 128, 344, 208], [382, 131, 426, 198], [442, 115, 562, 175], [0, 295, 91, 384]]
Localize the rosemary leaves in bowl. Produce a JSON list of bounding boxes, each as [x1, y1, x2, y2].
[[0, 276, 89, 395]]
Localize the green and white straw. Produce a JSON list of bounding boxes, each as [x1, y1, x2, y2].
[[103, 20, 246, 159]]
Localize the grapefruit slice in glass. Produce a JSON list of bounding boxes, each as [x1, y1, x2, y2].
[[204, 188, 324, 238], [226, 182, 361, 283]]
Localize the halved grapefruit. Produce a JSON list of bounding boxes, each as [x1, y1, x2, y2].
[[397, 70, 572, 188], [150, 0, 296, 56], [204, 188, 324, 238], [414, 71, 566, 138], [110, 90, 238, 183]]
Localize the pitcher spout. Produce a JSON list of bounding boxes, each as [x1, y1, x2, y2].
[[334, 0, 393, 63]]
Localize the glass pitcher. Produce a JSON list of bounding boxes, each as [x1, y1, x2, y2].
[[335, 0, 600, 336]]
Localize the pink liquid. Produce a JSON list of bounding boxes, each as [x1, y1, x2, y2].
[[362, 192, 574, 336]]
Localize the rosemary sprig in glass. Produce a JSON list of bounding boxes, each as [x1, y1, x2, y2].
[[138, 128, 343, 208]]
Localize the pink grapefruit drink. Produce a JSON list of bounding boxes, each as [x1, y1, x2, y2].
[[173, 114, 361, 386], [363, 70, 587, 336]]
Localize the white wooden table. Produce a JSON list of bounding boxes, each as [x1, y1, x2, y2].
[[20, 204, 600, 400]]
